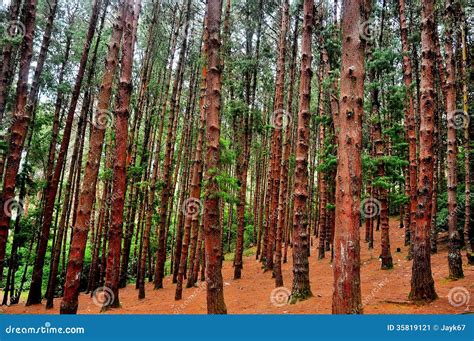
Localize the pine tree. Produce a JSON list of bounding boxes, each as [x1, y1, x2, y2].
[[332, 0, 371, 314], [409, 0, 438, 302]]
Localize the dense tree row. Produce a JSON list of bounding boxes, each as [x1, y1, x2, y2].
[[0, 0, 472, 314]]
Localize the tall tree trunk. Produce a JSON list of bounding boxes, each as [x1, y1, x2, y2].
[[46, 98, 86, 309], [409, 0, 437, 302], [203, 0, 227, 314], [290, 0, 314, 303], [265, 0, 289, 272], [0, 0, 38, 281], [103, 0, 139, 310], [332, 0, 371, 314], [179, 61, 207, 293], [60, 1, 125, 314]]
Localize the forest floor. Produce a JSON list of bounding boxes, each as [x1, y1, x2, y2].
[[2, 217, 473, 314]]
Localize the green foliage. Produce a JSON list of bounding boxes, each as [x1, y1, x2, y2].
[[367, 48, 399, 74], [220, 137, 237, 165], [127, 165, 144, 179]]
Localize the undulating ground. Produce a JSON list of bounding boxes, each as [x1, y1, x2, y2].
[[2, 218, 473, 314]]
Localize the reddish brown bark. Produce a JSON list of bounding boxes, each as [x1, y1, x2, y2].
[[103, 0, 139, 310], [0, 0, 57, 201], [180, 42, 208, 294], [171, 62, 197, 282], [120, 2, 161, 288], [0, 0, 38, 280], [46, 95, 87, 309], [48, 0, 107, 308], [60, 1, 125, 314], [265, 0, 289, 272], [203, 0, 227, 314], [409, 0, 437, 302], [290, 0, 314, 303], [332, 0, 371, 314]]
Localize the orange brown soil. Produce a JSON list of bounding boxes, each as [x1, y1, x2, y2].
[[2, 218, 473, 314]]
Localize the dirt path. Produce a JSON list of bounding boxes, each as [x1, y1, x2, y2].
[[2, 218, 473, 314]]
